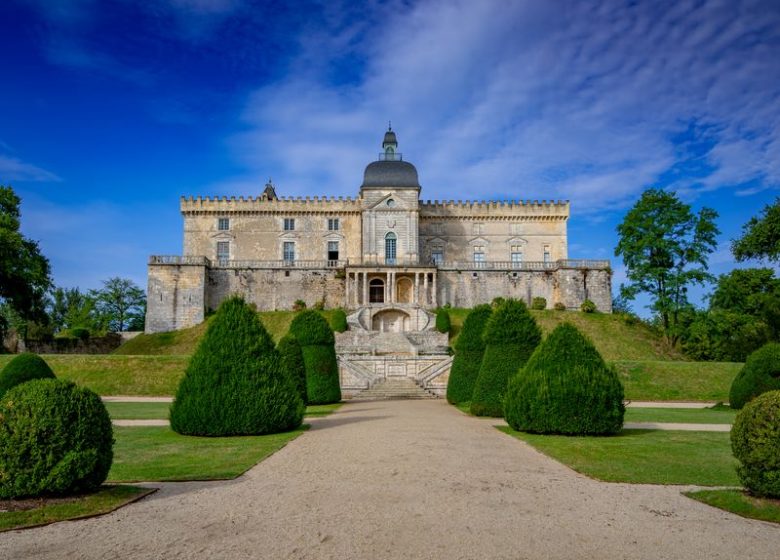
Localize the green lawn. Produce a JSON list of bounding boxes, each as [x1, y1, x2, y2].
[[109, 426, 306, 482], [624, 406, 736, 424], [685, 490, 780, 524], [104, 401, 342, 420], [615, 360, 739, 402], [0, 486, 153, 532], [499, 426, 739, 486]]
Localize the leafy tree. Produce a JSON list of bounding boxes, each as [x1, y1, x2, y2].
[[615, 188, 719, 346], [710, 268, 780, 316], [91, 277, 146, 332], [732, 198, 780, 263], [0, 186, 51, 330], [46, 287, 101, 333]]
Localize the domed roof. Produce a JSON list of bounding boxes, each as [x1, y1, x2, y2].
[[383, 129, 397, 146], [361, 160, 420, 189]]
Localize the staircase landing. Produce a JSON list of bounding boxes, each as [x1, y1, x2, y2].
[[349, 377, 437, 401]]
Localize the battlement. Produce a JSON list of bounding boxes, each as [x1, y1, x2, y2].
[[419, 199, 569, 219], [180, 195, 362, 214]]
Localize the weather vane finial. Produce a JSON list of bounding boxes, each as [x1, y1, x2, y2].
[[388, 120, 392, 131]]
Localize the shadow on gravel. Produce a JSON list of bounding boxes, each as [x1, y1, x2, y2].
[[307, 414, 388, 430]]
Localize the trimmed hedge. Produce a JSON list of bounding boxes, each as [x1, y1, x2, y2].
[[436, 308, 451, 334], [278, 334, 307, 405], [170, 297, 304, 436], [729, 343, 780, 409], [580, 299, 597, 313], [504, 322, 624, 435], [446, 304, 492, 404], [0, 352, 56, 399], [470, 299, 541, 417], [331, 308, 348, 333], [290, 310, 341, 404], [531, 297, 547, 310], [0, 379, 113, 499], [731, 390, 780, 498]]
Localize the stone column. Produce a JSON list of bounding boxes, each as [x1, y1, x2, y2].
[[423, 273, 429, 307], [390, 272, 396, 303], [363, 272, 368, 305], [345, 272, 350, 307], [414, 273, 419, 306], [432, 273, 438, 306]]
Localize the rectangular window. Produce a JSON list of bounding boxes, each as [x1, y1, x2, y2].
[[473, 246, 485, 268], [472, 223, 484, 235], [431, 250, 443, 266], [327, 218, 339, 231], [283, 241, 295, 262], [217, 241, 230, 263], [543, 245, 551, 263], [218, 217, 230, 231], [510, 223, 521, 235], [511, 246, 523, 266], [327, 241, 339, 262], [432, 222, 443, 235], [284, 218, 295, 231]]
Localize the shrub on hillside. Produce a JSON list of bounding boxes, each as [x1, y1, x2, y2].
[[293, 299, 307, 312], [290, 310, 341, 404], [0, 379, 113, 499], [446, 304, 492, 405], [581, 299, 597, 313], [729, 343, 780, 409], [504, 322, 624, 435], [531, 297, 547, 310], [470, 299, 541, 417], [0, 352, 56, 399], [435, 308, 451, 334], [170, 296, 304, 436], [731, 390, 780, 498], [278, 334, 307, 405], [554, 302, 566, 311], [331, 308, 348, 333]]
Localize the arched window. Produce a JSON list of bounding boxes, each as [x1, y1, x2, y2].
[[369, 278, 385, 303], [385, 232, 397, 265]]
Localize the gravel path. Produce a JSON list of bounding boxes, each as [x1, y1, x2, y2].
[[3, 400, 778, 559]]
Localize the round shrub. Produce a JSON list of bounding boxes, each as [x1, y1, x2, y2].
[[447, 304, 492, 405], [580, 299, 597, 313], [278, 334, 307, 405], [729, 343, 780, 409], [331, 308, 348, 333], [435, 308, 451, 334], [731, 390, 780, 498], [0, 352, 56, 399], [170, 296, 304, 436], [290, 310, 341, 404], [0, 379, 113, 499], [554, 302, 566, 311], [504, 322, 624, 435], [470, 299, 541, 417], [531, 297, 547, 310]]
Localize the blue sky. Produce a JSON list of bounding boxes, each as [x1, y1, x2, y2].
[[2, 0, 779, 314]]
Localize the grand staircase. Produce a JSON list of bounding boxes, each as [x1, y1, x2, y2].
[[350, 377, 438, 401]]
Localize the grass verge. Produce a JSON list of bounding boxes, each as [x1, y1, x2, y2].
[[108, 426, 306, 482], [104, 402, 342, 420], [624, 406, 735, 424], [0, 485, 153, 532], [499, 426, 739, 486], [616, 360, 739, 402], [685, 490, 780, 524]]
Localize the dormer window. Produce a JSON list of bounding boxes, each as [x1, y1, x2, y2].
[[284, 218, 295, 231], [218, 218, 230, 231]]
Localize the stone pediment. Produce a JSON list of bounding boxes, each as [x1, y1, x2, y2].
[[425, 236, 447, 245], [210, 232, 235, 240], [277, 231, 299, 239], [366, 192, 413, 211], [468, 236, 490, 246], [506, 236, 528, 245]]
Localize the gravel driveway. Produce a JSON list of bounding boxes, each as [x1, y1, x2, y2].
[[2, 399, 778, 559]]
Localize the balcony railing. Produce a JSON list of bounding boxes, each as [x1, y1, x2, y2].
[[437, 259, 610, 271], [149, 255, 211, 266], [377, 152, 403, 161], [211, 259, 349, 269]]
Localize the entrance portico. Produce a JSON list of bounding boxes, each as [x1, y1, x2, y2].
[[345, 266, 438, 308]]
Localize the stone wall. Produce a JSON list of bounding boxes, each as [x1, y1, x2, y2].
[[146, 261, 207, 333]]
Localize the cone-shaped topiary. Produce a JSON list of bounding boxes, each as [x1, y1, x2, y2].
[[0, 352, 56, 399], [170, 296, 304, 436], [504, 322, 624, 435], [436, 308, 451, 333], [447, 304, 492, 404], [290, 310, 341, 404], [0, 379, 113, 499], [278, 334, 307, 405], [330, 308, 348, 333], [470, 299, 541, 417], [729, 343, 780, 409], [731, 390, 780, 498]]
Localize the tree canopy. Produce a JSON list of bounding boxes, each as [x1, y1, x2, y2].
[[732, 197, 780, 263], [90, 277, 146, 332], [0, 186, 51, 326], [615, 188, 719, 346]]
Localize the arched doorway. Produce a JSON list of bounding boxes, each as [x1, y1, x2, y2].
[[371, 309, 411, 332], [396, 277, 413, 304], [369, 278, 385, 303], [385, 232, 397, 265]]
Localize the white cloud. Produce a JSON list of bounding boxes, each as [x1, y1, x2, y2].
[[221, 0, 780, 214], [0, 155, 61, 182]]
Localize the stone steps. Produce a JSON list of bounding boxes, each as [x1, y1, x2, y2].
[[351, 377, 438, 401]]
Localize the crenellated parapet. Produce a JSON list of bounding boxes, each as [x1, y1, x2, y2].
[[419, 199, 569, 220], [180, 195, 363, 215]]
